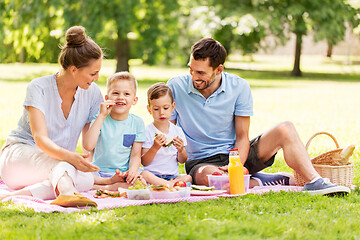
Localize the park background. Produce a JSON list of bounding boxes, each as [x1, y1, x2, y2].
[[2, 0, 360, 239]]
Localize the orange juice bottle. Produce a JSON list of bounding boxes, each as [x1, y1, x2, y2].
[[228, 149, 245, 195]]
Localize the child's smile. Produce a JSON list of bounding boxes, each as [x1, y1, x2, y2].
[[106, 80, 138, 120]]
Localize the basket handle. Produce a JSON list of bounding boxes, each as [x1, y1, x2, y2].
[[305, 132, 340, 151]]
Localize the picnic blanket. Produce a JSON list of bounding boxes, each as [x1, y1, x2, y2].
[[0, 179, 302, 213]]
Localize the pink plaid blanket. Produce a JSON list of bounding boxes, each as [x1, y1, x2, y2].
[[0, 179, 302, 213]]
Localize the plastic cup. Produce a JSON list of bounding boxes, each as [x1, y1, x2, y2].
[[244, 174, 250, 193], [207, 174, 230, 190], [208, 174, 251, 193]]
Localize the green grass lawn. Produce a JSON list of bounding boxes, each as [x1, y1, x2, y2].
[[1, 55, 360, 239]]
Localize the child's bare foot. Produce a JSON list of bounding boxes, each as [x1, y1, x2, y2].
[[137, 175, 147, 186]]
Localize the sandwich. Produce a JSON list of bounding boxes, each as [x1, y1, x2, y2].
[[155, 133, 174, 147]]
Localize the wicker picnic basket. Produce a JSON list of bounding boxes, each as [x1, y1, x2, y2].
[[294, 132, 354, 187]]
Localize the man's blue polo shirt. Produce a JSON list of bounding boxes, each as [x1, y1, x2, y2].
[[167, 72, 253, 161]]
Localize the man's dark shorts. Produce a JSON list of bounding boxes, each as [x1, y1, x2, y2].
[[185, 135, 276, 184]]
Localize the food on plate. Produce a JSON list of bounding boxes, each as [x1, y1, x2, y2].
[[94, 189, 127, 198], [173, 180, 187, 187], [150, 185, 178, 192], [154, 133, 174, 147], [127, 183, 190, 200], [191, 185, 215, 191], [128, 179, 147, 190], [150, 185, 171, 191]]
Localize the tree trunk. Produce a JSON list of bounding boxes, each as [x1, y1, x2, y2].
[[326, 41, 333, 58], [20, 47, 25, 63], [291, 33, 302, 77], [115, 37, 130, 72]]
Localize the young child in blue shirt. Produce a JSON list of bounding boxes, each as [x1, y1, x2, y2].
[[141, 83, 192, 186], [84, 72, 146, 190]]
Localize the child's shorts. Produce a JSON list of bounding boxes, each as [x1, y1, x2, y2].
[[94, 169, 143, 178], [155, 174, 179, 181]]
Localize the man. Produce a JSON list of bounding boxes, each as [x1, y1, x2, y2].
[[167, 38, 349, 195]]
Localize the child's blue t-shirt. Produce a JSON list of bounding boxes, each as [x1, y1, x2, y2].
[[92, 113, 146, 173]]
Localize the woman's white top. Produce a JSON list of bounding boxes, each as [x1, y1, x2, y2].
[[7, 73, 103, 152]]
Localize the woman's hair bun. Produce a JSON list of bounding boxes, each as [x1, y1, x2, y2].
[[65, 26, 87, 47], [59, 25, 103, 69]]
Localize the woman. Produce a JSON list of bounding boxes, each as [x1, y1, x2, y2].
[[0, 26, 104, 207]]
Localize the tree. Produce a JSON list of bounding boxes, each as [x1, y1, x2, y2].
[[0, 0, 183, 70], [207, 0, 359, 76], [0, 0, 63, 63], [62, 0, 181, 72], [261, 0, 359, 76], [200, 0, 265, 56], [312, 1, 359, 58]]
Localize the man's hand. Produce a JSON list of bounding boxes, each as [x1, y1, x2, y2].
[[218, 165, 249, 175], [218, 165, 228, 172]]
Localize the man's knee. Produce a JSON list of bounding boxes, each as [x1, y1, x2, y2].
[[194, 165, 218, 185], [277, 121, 297, 139]]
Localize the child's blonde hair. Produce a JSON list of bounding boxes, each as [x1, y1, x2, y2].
[[106, 71, 137, 93], [147, 82, 174, 105]]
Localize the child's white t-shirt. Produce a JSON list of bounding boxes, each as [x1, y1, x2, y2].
[[142, 122, 187, 176]]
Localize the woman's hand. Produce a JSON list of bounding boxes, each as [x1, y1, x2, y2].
[[67, 152, 100, 172]]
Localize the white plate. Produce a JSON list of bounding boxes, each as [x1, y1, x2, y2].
[[190, 190, 226, 196]]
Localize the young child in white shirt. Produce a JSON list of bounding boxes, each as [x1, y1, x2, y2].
[[141, 83, 192, 186]]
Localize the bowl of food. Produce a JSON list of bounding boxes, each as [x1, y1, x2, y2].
[[150, 185, 191, 199], [126, 189, 152, 200], [125, 180, 151, 200]]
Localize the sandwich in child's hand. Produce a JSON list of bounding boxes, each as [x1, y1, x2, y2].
[[154, 133, 174, 147]]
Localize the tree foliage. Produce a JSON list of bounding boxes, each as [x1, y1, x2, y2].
[[312, 0, 360, 58], [0, 0, 359, 76], [0, 0, 182, 71], [206, 0, 360, 76], [61, 0, 181, 72], [0, 0, 63, 63]]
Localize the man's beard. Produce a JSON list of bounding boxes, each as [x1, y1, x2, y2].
[[193, 74, 217, 91]]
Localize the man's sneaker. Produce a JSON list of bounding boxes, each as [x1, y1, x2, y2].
[[251, 172, 295, 186], [302, 178, 350, 196]]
